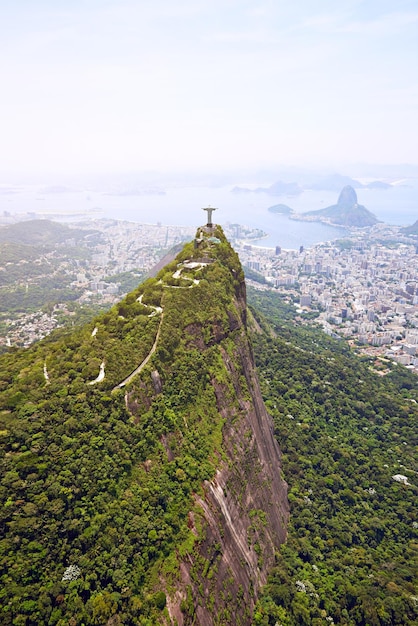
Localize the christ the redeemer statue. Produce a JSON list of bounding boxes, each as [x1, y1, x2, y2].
[[202, 206, 217, 227]]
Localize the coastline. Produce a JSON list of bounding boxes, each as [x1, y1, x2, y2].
[[1, 182, 417, 247]]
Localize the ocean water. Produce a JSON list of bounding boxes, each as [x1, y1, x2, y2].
[[1, 179, 417, 250]]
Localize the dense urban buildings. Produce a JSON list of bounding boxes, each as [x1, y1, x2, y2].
[[1, 218, 418, 374], [237, 223, 418, 373]]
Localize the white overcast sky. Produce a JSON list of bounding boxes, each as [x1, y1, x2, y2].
[[1, 0, 417, 176]]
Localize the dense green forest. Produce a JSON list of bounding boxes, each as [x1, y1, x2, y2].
[[0, 229, 417, 625], [0, 227, 250, 624], [248, 289, 417, 625]]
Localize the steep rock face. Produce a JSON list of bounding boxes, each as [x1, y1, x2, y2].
[[166, 289, 288, 625], [337, 184, 358, 208], [126, 228, 289, 624], [303, 185, 378, 227]]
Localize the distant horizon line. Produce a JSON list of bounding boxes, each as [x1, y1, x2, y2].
[[1, 161, 418, 186]]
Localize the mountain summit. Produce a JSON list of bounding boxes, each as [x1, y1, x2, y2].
[[0, 224, 288, 625], [337, 184, 359, 208], [302, 185, 379, 227]]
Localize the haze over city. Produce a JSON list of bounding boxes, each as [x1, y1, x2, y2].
[[1, 0, 418, 180]]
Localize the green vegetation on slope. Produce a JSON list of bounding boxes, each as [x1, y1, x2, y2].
[[0, 227, 248, 625], [248, 289, 417, 626], [2, 224, 417, 625]]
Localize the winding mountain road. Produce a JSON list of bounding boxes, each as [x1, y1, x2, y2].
[[112, 312, 164, 391]]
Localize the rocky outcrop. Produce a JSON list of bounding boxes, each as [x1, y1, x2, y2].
[[300, 185, 379, 227], [162, 277, 288, 625], [337, 185, 358, 208]]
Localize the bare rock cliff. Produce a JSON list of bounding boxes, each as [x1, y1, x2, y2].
[[165, 279, 288, 625]]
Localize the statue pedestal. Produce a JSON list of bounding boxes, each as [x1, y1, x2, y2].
[[202, 224, 216, 233]]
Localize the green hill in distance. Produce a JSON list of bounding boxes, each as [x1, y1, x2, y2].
[[0, 220, 104, 329], [0, 219, 101, 247], [402, 219, 418, 236], [267, 203, 293, 215]]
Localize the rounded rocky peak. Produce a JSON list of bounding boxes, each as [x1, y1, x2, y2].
[[337, 185, 358, 208]]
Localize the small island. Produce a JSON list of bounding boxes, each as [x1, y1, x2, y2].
[[268, 203, 293, 215]]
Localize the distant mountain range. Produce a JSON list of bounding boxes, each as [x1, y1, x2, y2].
[[301, 173, 392, 191], [232, 180, 302, 196], [231, 173, 393, 196]]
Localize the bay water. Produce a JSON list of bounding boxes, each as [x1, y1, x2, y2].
[[1, 179, 417, 250]]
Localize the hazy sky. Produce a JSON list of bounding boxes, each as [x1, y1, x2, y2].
[[1, 0, 417, 176]]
